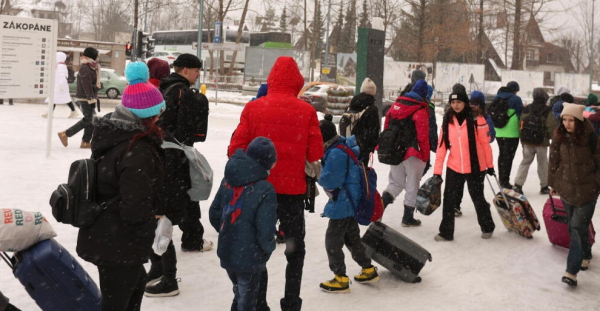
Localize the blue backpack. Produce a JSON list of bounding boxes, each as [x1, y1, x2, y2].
[[335, 146, 384, 225]]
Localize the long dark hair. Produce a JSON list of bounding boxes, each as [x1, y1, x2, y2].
[[440, 104, 474, 149], [440, 103, 480, 173], [554, 117, 587, 145], [128, 117, 165, 150]]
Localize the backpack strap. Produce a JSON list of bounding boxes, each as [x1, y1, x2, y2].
[[162, 82, 186, 106], [335, 145, 361, 167]]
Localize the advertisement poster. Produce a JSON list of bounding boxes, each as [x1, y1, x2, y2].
[[336, 53, 357, 86], [0, 15, 57, 99]]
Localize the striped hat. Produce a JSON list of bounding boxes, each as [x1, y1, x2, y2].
[[121, 62, 166, 119]]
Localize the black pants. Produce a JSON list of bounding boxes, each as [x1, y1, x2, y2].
[[257, 194, 305, 311], [439, 169, 495, 240], [52, 102, 76, 111], [496, 137, 520, 186], [179, 201, 205, 250], [97, 264, 147, 311], [325, 217, 371, 276], [66, 100, 95, 143], [149, 241, 177, 279], [0, 99, 13, 105]]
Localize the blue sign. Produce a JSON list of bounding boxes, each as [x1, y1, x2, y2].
[[214, 21, 222, 43]]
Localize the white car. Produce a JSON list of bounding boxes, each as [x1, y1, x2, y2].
[[146, 51, 182, 67]]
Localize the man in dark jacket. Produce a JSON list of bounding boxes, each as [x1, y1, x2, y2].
[[338, 77, 380, 165], [58, 47, 100, 148], [157, 53, 212, 254], [228, 56, 324, 311]]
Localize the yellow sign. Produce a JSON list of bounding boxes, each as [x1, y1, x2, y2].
[[322, 68, 330, 74]]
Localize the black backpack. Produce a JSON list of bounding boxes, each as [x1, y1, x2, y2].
[[520, 108, 549, 145], [488, 96, 515, 128], [377, 108, 422, 165], [49, 159, 118, 228], [67, 66, 75, 83]]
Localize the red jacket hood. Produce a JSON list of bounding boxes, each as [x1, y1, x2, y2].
[[267, 57, 304, 96], [385, 96, 428, 128]]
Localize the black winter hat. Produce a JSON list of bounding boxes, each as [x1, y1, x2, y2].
[[173, 53, 202, 69], [448, 83, 469, 105], [320, 114, 337, 142], [246, 137, 277, 170], [83, 47, 99, 60], [507, 81, 520, 92]]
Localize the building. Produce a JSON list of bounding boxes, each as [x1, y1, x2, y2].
[[58, 39, 127, 74]]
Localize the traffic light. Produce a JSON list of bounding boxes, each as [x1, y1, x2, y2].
[[146, 36, 155, 58], [125, 42, 132, 57], [137, 31, 149, 59]]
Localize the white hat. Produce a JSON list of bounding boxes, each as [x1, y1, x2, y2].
[[561, 103, 585, 121], [360, 78, 377, 96]]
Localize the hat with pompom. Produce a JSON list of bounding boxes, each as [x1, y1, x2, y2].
[[121, 62, 166, 119]]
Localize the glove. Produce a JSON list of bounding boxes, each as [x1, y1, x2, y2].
[[486, 168, 495, 176], [432, 174, 443, 184]]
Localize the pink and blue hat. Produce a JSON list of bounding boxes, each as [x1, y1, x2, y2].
[[121, 62, 166, 119]]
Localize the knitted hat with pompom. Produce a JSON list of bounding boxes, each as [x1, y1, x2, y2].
[[121, 62, 166, 119]]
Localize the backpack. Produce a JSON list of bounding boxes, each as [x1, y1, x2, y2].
[[488, 96, 515, 128], [49, 159, 119, 228], [377, 108, 422, 165], [335, 145, 384, 225], [67, 67, 75, 83], [162, 139, 213, 201], [339, 108, 367, 138], [520, 108, 549, 145]]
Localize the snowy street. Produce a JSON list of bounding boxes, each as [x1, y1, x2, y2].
[[1, 101, 599, 310]]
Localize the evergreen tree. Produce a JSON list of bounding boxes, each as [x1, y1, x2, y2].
[[358, 0, 370, 28], [339, 0, 356, 53], [313, 0, 325, 59], [329, 3, 344, 53], [261, 6, 277, 32], [280, 8, 288, 32]]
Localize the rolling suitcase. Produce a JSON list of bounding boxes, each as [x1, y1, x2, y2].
[[487, 176, 540, 239], [543, 195, 596, 248], [1, 238, 101, 311], [361, 221, 432, 283]]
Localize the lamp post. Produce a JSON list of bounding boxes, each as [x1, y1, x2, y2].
[[590, 0, 595, 93], [196, 0, 204, 88], [324, 0, 331, 81]]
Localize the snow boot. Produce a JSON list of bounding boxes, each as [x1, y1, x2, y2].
[[57, 131, 68, 147], [513, 184, 524, 195], [146, 267, 162, 286], [354, 266, 380, 284], [144, 277, 180, 297], [540, 186, 550, 195], [561, 272, 577, 287], [382, 191, 394, 209], [320, 274, 350, 293], [401, 205, 421, 227]]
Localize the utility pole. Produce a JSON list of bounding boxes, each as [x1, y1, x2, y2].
[[196, 0, 204, 88], [590, 0, 595, 93], [324, 0, 331, 81], [143, 0, 149, 32], [132, 0, 139, 61]]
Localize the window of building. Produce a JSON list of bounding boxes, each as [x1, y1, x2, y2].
[[547, 53, 553, 63], [526, 50, 535, 61]]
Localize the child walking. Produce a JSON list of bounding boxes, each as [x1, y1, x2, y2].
[[318, 115, 380, 293], [209, 137, 278, 310]]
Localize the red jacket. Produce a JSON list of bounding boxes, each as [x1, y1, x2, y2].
[[228, 57, 324, 194], [384, 94, 430, 162], [434, 115, 494, 175]]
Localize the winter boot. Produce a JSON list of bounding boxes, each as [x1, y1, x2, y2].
[[513, 185, 524, 195], [581, 259, 591, 271], [382, 191, 394, 209], [146, 267, 163, 286], [57, 131, 68, 147], [354, 266, 380, 284], [80, 141, 91, 149], [319, 274, 350, 293], [144, 277, 180, 297], [401, 205, 421, 227], [454, 208, 463, 217], [540, 186, 550, 195], [181, 239, 213, 252], [561, 272, 577, 287]]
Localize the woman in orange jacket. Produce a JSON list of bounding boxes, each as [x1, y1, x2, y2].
[[433, 84, 496, 241]]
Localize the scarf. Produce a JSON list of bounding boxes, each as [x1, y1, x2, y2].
[[440, 109, 480, 174], [81, 57, 102, 89]]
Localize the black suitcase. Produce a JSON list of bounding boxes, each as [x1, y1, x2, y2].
[[361, 221, 432, 283]]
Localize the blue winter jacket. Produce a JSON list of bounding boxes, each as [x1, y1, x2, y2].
[[318, 136, 361, 220], [486, 115, 496, 143], [553, 99, 565, 120], [209, 149, 278, 273]]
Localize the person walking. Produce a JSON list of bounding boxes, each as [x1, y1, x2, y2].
[[76, 62, 166, 310], [433, 84, 496, 241], [551, 86, 573, 120], [492, 81, 524, 189], [228, 56, 324, 311], [147, 58, 170, 88], [0, 99, 13, 105], [512, 88, 556, 195], [58, 47, 101, 148], [548, 103, 600, 287], [42, 52, 78, 118]]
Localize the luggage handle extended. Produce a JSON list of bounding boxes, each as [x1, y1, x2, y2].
[[1, 251, 14, 270], [485, 175, 509, 209]]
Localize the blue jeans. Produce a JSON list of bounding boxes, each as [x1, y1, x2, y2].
[[563, 199, 596, 275], [226, 267, 265, 311]]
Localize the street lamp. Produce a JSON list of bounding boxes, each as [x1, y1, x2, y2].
[[590, 0, 595, 93]]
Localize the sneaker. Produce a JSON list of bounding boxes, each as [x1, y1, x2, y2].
[[382, 191, 394, 209], [146, 268, 162, 286], [401, 218, 422, 227], [319, 274, 350, 293], [144, 277, 180, 297], [354, 266, 380, 284], [80, 141, 91, 149], [540, 186, 550, 195], [57, 131, 68, 147], [561, 272, 577, 287], [513, 185, 524, 195], [434, 234, 453, 242], [68, 110, 79, 118], [181, 239, 213, 252], [454, 208, 462, 217], [481, 231, 494, 239], [581, 259, 591, 271]]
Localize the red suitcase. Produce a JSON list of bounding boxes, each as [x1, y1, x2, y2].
[[543, 196, 595, 248]]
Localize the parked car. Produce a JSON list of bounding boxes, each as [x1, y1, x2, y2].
[[69, 68, 128, 99], [299, 82, 337, 113], [145, 51, 182, 68]]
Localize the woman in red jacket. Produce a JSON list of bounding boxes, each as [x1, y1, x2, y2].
[[433, 84, 496, 241]]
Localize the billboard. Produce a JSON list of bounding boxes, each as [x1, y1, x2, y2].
[[434, 62, 485, 95], [336, 53, 357, 86], [554, 73, 591, 96], [243, 47, 310, 83], [384, 61, 433, 96], [500, 70, 544, 100]]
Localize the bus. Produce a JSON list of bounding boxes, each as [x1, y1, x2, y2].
[[152, 29, 250, 70], [249, 32, 292, 48]]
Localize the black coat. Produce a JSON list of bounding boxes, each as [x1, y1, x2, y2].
[[77, 105, 164, 266], [157, 73, 209, 146], [344, 93, 380, 161]]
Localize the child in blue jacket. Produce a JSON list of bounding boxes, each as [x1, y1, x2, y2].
[[209, 137, 278, 311], [317, 115, 380, 293]]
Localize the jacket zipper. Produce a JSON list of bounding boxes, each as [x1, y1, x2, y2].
[[85, 160, 90, 200], [457, 119, 464, 172], [60, 184, 70, 209]]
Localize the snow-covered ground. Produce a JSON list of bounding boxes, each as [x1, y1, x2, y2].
[[1, 100, 599, 311]]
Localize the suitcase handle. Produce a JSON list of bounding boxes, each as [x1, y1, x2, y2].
[[548, 194, 565, 219], [485, 175, 509, 208], [1, 252, 14, 270]]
